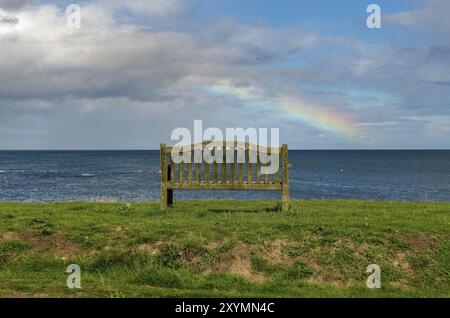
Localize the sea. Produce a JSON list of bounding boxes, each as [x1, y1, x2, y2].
[[0, 150, 449, 203]]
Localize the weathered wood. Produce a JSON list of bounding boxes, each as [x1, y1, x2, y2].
[[256, 149, 261, 184], [273, 155, 279, 184], [179, 161, 184, 183], [170, 157, 176, 183], [238, 147, 244, 184], [265, 148, 271, 184], [247, 148, 252, 183], [205, 161, 210, 184], [281, 144, 289, 212], [221, 143, 226, 184], [167, 182, 282, 191], [213, 160, 218, 184], [187, 163, 193, 183], [167, 141, 281, 154], [160, 141, 290, 211], [196, 163, 201, 183], [160, 144, 168, 209], [195, 149, 201, 183], [230, 145, 235, 184]]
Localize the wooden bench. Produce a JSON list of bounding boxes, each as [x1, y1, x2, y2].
[[160, 141, 290, 211]]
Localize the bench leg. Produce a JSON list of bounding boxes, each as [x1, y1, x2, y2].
[[161, 163, 174, 210], [160, 185, 173, 210], [160, 185, 168, 210], [281, 186, 289, 212], [168, 189, 173, 207]]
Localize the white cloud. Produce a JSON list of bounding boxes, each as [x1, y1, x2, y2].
[[385, 0, 450, 36], [95, 0, 189, 17]]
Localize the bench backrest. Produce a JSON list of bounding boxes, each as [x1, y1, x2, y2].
[[160, 141, 288, 190]]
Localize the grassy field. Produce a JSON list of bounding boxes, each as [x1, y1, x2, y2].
[[0, 200, 449, 298]]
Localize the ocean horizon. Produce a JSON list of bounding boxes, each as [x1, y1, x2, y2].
[[1, 150, 449, 203]]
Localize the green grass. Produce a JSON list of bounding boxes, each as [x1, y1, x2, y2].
[[0, 200, 449, 298]]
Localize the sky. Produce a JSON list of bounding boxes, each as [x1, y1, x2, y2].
[[0, 0, 449, 149]]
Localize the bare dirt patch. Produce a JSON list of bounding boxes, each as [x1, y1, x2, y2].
[[390, 279, 411, 291], [262, 239, 321, 271], [265, 239, 286, 262], [406, 233, 434, 252], [309, 276, 354, 288], [206, 242, 266, 283], [392, 252, 413, 274], [206, 241, 221, 250], [8, 231, 81, 258], [2, 232, 20, 241], [331, 239, 370, 253], [51, 235, 80, 258], [137, 241, 165, 254]]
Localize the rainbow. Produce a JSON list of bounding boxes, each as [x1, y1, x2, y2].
[[202, 82, 360, 139]]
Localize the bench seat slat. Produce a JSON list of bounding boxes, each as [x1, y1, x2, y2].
[[167, 182, 282, 191]]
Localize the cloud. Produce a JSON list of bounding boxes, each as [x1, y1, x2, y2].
[[0, 1, 449, 149], [1, 2, 317, 148], [0, 14, 18, 24], [0, 0, 34, 11], [0, 3, 323, 102], [384, 0, 450, 36], [96, 0, 189, 17]]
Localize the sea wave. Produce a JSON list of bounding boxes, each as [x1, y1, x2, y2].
[[81, 173, 95, 177]]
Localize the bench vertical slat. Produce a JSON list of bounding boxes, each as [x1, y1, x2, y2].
[[247, 147, 253, 183], [238, 146, 244, 184], [179, 160, 184, 183], [213, 155, 218, 184], [178, 147, 184, 183], [265, 148, 271, 184], [230, 144, 235, 184], [195, 149, 201, 183], [170, 156, 176, 183], [273, 151, 279, 184], [205, 162, 210, 184], [187, 148, 193, 183], [281, 144, 289, 211], [256, 147, 261, 184], [221, 143, 227, 184]]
